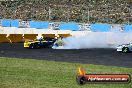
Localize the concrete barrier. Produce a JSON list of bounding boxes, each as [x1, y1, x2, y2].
[[42, 34, 55, 38], [7, 34, 23, 43], [24, 34, 38, 41], [0, 34, 9, 42], [58, 34, 71, 38]]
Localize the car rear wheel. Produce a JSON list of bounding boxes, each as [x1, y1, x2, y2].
[[122, 47, 129, 53], [29, 44, 34, 49]]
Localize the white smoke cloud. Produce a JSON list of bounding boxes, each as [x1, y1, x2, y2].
[[62, 33, 110, 49], [53, 25, 132, 49], [53, 32, 132, 49]]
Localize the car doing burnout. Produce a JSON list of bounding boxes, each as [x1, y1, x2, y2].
[[24, 38, 56, 49], [117, 43, 132, 53]]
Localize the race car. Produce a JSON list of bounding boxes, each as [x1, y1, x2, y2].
[[24, 37, 56, 49], [116, 43, 132, 53]]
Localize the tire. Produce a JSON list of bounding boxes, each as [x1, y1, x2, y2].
[[29, 44, 34, 49], [76, 76, 86, 85], [122, 47, 129, 53]]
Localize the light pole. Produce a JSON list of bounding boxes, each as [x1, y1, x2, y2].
[[87, 4, 90, 24], [48, 5, 51, 21], [67, 0, 72, 22], [128, 4, 131, 24]]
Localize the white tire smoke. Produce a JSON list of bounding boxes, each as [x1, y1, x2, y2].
[[53, 32, 132, 49]]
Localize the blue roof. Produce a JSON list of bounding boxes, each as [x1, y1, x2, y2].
[[11, 20, 19, 27], [60, 23, 79, 31], [30, 21, 49, 29], [124, 25, 132, 32], [2, 20, 19, 27], [2, 20, 11, 27], [1, 19, 132, 32], [91, 24, 111, 32]]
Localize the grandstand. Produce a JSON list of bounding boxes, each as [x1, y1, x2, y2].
[[0, 0, 131, 24]]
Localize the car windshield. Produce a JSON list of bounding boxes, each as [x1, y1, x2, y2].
[[28, 40, 33, 42]]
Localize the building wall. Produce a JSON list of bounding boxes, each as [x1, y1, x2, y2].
[[0, 19, 132, 32]]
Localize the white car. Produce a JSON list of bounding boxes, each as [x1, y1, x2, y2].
[[117, 43, 132, 53]]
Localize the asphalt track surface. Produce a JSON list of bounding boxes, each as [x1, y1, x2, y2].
[[0, 43, 132, 68]]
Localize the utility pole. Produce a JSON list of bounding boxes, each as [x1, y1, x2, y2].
[[67, 0, 72, 22], [128, 4, 131, 24], [87, 7, 90, 24], [107, 0, 110, 23], [48, 5, 51, 21], [67, 6, 70, 22], [87, 1, 91, 24], [87, 0, 92, 24]]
